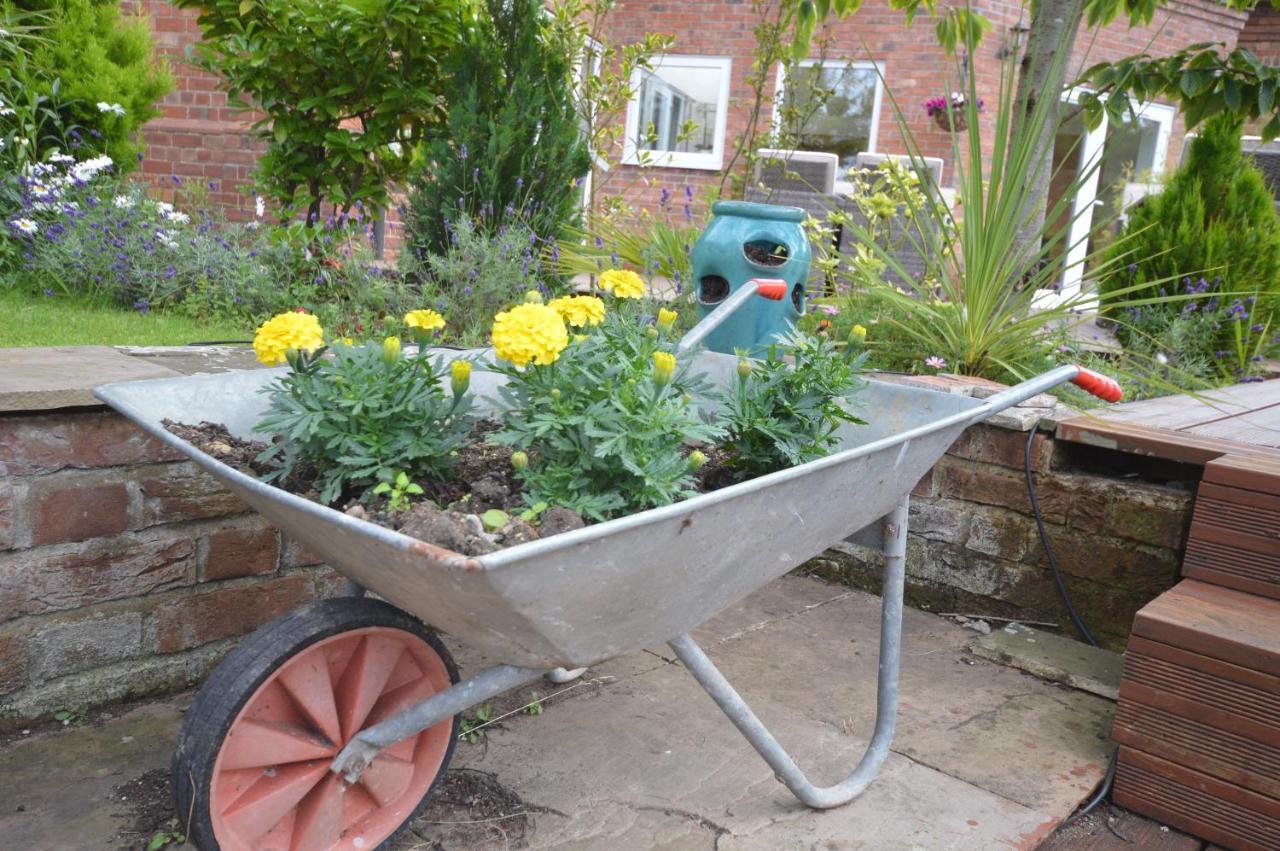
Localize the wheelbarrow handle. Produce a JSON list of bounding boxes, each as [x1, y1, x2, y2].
[[1071, 366, 1124, 402], [676, 278, 789, 352]]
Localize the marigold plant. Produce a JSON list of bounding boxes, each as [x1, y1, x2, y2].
[[491, 302, 570, 367], [252, 311, 325, 366], [548, 295, 606, 328], [598, 268, 646, 299]]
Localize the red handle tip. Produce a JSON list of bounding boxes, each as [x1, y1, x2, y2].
[[753, 279, 788, 300], [1071, 366, 1124, 402]]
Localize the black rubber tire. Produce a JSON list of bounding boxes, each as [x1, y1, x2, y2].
[[171, 596, 461, 850]]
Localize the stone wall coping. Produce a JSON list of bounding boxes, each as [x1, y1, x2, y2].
[[0, 345, 264, 414]]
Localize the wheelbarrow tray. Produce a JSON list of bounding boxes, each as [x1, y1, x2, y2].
[[96, 349, 980, 669]]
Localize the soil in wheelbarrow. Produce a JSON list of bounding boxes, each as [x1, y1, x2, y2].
[[164, 420, 746, 557]]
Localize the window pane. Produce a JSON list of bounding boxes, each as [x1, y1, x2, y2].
[[785, 64, 878, 172], [636, 64, 723, 154]]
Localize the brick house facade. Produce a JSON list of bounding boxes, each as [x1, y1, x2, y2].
[[131, 1, 1250, 224]]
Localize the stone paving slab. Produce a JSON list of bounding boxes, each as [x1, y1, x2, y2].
[[971, 622, 1124, 701], [0, 346, 180, 411], [0, 576, 1113, 850]]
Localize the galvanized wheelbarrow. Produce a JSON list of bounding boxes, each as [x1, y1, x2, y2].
[[96, 280, 1123, 850]]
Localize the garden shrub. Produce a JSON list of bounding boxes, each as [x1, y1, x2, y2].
[[5, 0, 171, 167], [402, 0, 590, 261], [173, 0, 465, 222], [1099, 113, 1280, 378], [4, 152, 417, 329]]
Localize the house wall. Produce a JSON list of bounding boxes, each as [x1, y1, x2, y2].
[[602, 0, 1249, 216], [1240, 4, 1280, 66]]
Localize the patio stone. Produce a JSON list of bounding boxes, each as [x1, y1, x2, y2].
[[0, 575, 1114, 849], [970, 622, 1124, 700], [0, 347, 180, 412]]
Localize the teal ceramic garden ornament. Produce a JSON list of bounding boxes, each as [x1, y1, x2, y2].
[[692, 201, 811, 354]]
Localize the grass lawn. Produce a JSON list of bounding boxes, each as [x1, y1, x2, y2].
[[0, 290, 250, 348]]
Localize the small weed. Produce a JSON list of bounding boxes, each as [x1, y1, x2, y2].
[[53, 706, 88, 726], [523, 691, 544, 716], [146, 817, 186, 850], [459, 704, 493, 744]]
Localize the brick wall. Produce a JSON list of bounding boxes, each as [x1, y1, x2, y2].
[[0, 408, 340, 727], [811, 422, 1195, 649], [1240, 5, 1280, 66]]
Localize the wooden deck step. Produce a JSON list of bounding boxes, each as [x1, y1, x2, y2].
[[1115, 581, 1280, 850], [1184, 455, 1280, 598]]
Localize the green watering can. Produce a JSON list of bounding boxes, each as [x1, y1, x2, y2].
[[691, 201, 811, 354]]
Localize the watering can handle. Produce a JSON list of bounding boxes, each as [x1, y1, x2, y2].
[[676, 278, 791, 352], [1071, 366, 1124, 402], [752, 279, 788, 300]]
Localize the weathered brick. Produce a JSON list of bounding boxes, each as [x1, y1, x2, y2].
[[155, 574, 315, 653], [27, 612, 145, 682], [1103, 491, 1192, 549], [911, 467, 936, 499], [907, 500, 968, 543], [946, 425, 1052, 473], [280, 535, 325, 569], [0, 480, 13, 551], [136, 463, 248, 527], [937, 460, 1070, 525], [0, 534, 195, 621], [0, 412, 180, 477], [964, 511, 1031, 562], [0, 630, 26, 695], [201, 523, 279, 581], [29, 480, 129, 546]]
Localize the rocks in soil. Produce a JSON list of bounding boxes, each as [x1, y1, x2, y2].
[[399, 503, 498, 556], [497, 518, 539, 546], [469, 474, 511, 508], [539, 507, 585, 537]]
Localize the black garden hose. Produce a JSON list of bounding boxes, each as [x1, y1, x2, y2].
[[1024, 422, 1117, 822]]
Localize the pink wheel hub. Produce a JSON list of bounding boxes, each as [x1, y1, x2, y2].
[[209, 627, 453, 850]]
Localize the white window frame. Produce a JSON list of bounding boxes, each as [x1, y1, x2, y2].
[[772, 59, 885, 192], [623, 55, 732, 171]]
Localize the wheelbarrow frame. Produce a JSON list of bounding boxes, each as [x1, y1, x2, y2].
[[95, 278, 1120, 817]]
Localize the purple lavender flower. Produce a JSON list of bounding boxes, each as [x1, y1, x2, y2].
[[459, 143, 468, 160], [134, 299, 151, 314], [1252, 323, 1266, 332], [43, 288, 54, 298], [516, 177, 524, 190]]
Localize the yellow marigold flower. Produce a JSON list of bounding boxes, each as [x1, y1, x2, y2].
[[598, 268, 646, 299], [339, 336, 354, 346], [450, 359, 472, 397], [252, 310, 324, 366], [404, 309, 446, 332], [657, 307, 678, 333], [491, 303, 568, 367], [548, 295, 606, 328], [850, 324, 868, 344], [687, 449, 707, 470], [382, 336, 402, 362], [652, 351, 676, 387]]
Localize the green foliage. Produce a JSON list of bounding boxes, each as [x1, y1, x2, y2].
[[720, 330, 867, 477], [1099, 114, 1280, 378], [490, 307, 722, 520], [173, 0, 464, 221], [554, 198, 702, 292], [405, 212, 558, 347], [403, 0, 590, 261], [7, 0, 171, 167], [459, 704, 492, 744], [145, 819, 186, 851], [256, 345, 477, 505], [371, 470, 423, 512]]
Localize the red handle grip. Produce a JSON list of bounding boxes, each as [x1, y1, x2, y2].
[[752, 279, 788, 300], [1071, 366, 1124, 403]]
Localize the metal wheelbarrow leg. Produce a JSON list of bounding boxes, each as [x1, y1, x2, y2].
[[668, 495, 910, 809]]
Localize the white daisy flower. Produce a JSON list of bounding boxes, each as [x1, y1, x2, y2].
[[9, 218, 38, 236], [113, 195, 135, 209], [254, 196, 265, 218], [96, 102, 127, 117]]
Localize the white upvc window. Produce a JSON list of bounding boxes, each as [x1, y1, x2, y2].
[[623, 55, 732, 171], [773, 59, 885, 190]]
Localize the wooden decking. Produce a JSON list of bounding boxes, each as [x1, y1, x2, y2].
[[1058, 379, 1280, 464]]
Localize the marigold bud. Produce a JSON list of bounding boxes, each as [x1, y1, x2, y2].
[[657, 307, 678, 332], [382, 335, 401, 363], [524, 289, 544, 304], [510, 451, 529, 470], [688, 449, 707, 470], [652, 351, 676, 387], [737, 358, 752, 379], [450, 359, 471, 397], [550, 387, 561, 400], [850, 324, 868, 345], [645, 326, 659, 339]]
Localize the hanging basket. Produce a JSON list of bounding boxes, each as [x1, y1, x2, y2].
[[931, 107, 967, 132]]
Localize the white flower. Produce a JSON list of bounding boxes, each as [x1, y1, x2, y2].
[[167, 211, 190, 224], [155, 229, 179, 249], [96, 102, 126, 117], [70, 155, 114, 183], [9, 218, 38, 236], [113, 195, 135, 209], [29, 181, 59, 202], [47, 153, 75, 165], [1156, 353, 1169, 365], [156, 201, 175, 216], [0, 105, 14, 117], [254, 196, 265, 218]]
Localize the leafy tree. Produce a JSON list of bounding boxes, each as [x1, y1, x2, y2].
[[173, 0, 465, 223], [6, 0, 171, 167], [1100, 114, 1280, 339], [402, 0, 591, 262]]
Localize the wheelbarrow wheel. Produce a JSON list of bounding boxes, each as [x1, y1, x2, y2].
[[172, 596, 460, 850]]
